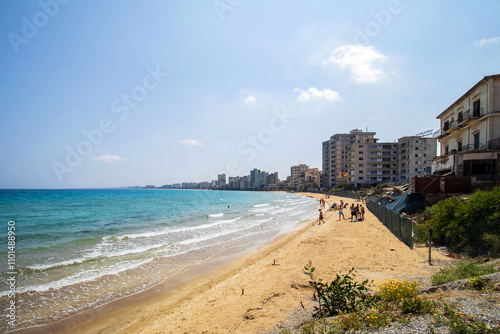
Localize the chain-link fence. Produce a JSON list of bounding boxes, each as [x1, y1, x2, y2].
[[366, 197, 413, 248], [331, 192, 364, 200]]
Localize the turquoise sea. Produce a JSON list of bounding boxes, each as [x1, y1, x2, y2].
[[0, 189, 317, 331]]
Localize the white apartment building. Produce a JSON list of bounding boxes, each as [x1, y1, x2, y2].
[[433, 74, 500, 177], [398, 136, 437, 181], [217, 174, 226, 186]]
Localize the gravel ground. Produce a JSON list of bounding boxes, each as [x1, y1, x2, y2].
[[266, 273, 500, 334]]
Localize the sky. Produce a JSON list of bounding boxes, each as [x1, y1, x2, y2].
[[1, 0, 499, 189]]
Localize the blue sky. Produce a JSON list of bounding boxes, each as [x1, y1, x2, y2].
[[1, 0, 499, 188]]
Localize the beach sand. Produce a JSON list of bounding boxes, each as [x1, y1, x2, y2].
[[29, 193, 448, 334]]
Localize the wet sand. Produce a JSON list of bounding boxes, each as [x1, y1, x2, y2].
[[21, 193, 448, 334]]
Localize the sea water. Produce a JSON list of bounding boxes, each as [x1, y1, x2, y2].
[[0, 189, 317, 331]]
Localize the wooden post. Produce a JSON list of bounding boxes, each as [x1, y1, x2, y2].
[[428, 225, 433, 266]]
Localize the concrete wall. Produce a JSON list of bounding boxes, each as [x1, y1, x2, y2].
[[411, 176, 471, 193]]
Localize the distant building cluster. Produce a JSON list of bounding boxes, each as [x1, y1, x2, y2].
[[146, 169, 282, 191], [138, 74, 500, 192]]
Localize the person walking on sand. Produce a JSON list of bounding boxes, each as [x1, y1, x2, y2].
[[318, 209, 325, 225], [360, 205, 365, 221], [338, 206, 345, 220]]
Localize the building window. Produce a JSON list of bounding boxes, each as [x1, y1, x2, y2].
[[444, 145, 449, 154], [359, 177, 363, 180], [473, 99, 481, 117], [457, 141, 463, 152], [458, 111, 463, 123], [473, 132, 480, 149], [359, 164, 363, 167], [359, 157, 364, 161], [415, 147, 419, 150]]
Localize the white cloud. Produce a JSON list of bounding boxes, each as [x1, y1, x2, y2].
[[476, 37, 500, 47], [243, 95, 256, 105], [92, 155, 127, 164], [322, 44, 388, 84], [180, 139, 203, 146], [293, 87, 342, 103]]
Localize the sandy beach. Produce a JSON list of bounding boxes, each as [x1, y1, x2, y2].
[[25, 193, 448, 334]]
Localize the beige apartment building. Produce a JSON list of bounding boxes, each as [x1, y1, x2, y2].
[[433, 74, 500, 178], [290, 164, 308, 190], [348, 139, 398, 184], [322, 129, 376, 188], [323, 129, 437, 188]]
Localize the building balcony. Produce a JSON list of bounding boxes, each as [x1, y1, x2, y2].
[[457, 108, 484, 126], [435, 129, 447, 140], [462, 143, 486, 151]]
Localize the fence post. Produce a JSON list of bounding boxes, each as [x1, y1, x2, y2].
[[428, 225, 433, 265]]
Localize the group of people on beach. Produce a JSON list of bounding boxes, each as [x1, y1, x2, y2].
[[349, 203, 365, 222], [317, 197, 365, 224]]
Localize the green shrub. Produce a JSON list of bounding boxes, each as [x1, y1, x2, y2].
[[432, 261, 497, 285], [402, 296, 437, 314], [444, 304, 494, 334], [468, 277, 487, 291], [483, 233, 500, 257], [420, 186, 500, 257], [303, 262, 374, 318], [413, 221, 432, 244]]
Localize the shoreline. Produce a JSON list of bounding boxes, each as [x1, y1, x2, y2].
[[15, 193, 449, 333], [13, 192, 317, 334]]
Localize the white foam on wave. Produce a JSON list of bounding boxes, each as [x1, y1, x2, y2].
[[253, 203, 270, 208], [26, 258, 86, 271], [179, 218, 272, 246], [1, 258, 154, 296], [29, 242, 167, 272], [270, 206, 297, 215], [88, 243, 165, 259], [285, 210, 307, 218], [208, 213, 224, 218], [103, 217, 243, 241]]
